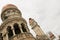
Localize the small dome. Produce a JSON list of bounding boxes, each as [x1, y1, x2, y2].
[[1, 4, 22, 21], [2, 4, 17, 12]]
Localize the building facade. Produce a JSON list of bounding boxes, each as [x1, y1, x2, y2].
[[0, 4, 50, 40]]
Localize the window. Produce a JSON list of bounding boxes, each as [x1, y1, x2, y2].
[[21, 23, 27, 32], [7, 26, 13, 38], [13, 23, 21, 34]]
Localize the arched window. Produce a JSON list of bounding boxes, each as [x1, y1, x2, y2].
[[13, 23, 21, 34], [7, 26, 13, 38], [21, 23, 27, 32]]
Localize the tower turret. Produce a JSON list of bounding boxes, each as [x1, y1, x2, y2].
[[1, 4, 22, 21], [0, 4, 36, 40], [29, 18, 44, 35], [29, 18, 50, 40]]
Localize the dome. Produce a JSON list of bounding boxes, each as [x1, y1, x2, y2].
[[1, 4, 22, 21], [2, 4, 18, 12]]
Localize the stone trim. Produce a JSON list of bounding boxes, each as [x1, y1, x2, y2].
[[0, 17, 27, 30]]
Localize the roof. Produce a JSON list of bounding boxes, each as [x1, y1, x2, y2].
[[2, 4, 17, 12]]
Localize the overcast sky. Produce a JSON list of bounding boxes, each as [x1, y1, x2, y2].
[[0, 0, 60, 38]]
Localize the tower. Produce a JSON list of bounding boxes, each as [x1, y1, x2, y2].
[[29, 18, 44, 36], [29, 18, 50, 40], [0, 4, 36, 40]]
